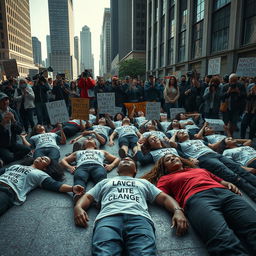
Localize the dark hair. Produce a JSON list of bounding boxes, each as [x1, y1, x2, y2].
[[141, 135, 168, 154], [168, 76, 178, 89], [30, 125, 47, 137], [217, 139, 227, 154], [141, 154, 195, 184], [175, 113, 185, 120], [20, 157, 65, 181], [114, 112, 125, 121]]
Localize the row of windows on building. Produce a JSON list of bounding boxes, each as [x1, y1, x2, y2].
[[9, 53, 33, 66], [6, 0, 30, 19], [148, 0, 256, 70]]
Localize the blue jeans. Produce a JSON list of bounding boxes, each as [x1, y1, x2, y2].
[[74, 164, 107, 190], [0, 186, 15, 216], [198, 153, 256, 200], [165, 102, 178, 118], [92, 214, 156, 256], [186, 188, 256, 256], [34, 147, 60, 162]]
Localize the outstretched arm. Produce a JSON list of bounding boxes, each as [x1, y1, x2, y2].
[[155, 192, 188, 236], [74, 193, 94, 227]]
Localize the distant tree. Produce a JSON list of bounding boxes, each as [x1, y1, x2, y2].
[[118, 59, 146, 78]]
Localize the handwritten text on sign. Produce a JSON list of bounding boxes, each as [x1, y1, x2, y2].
[[71, 98, 89, 120], [97, 93, 116, 115], [208, 57, 221, 75], [205, 118, 225, 131], [236, 57, 256, 77], [46, 100, 69, 125], [146, 102, 161, 120]]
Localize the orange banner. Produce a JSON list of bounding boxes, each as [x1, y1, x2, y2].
[[124, 102, 147, 116]]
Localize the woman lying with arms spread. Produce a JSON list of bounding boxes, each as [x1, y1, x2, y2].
[[142, 153, 256, 256]]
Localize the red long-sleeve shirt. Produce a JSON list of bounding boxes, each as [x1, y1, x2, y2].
[[78, 77, 96, 98], [157, 168, 225, 208]]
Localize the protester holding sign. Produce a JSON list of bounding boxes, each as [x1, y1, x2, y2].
[[0, 157, 84, 216], [142, 154, 256, 256], [74, 157, 188, 255], [60, 137, 119, 202], [20, 124, 66, 162]]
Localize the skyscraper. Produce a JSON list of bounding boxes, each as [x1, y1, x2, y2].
[[80, 25, 93, 73], [110, 0, 146, 75], [0, 0, 35, 77], [48, 0, 76, 79], [74, 36, 80, 76], [46, 35, 51, 67], [32, 37, 42, 66], [100, 8, 111, 78]]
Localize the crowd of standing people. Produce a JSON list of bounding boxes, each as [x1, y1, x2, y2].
[[0, 70, 256, 255]]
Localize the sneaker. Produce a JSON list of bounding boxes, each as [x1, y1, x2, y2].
[[25, 151, 34, 158], [118, 148, 127, 158]]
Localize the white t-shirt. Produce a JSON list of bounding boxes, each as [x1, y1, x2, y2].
[[179, 140, 215, 159], [0, 165, 49, 205], [114, 125, 139, 138], [30, 133, 60, 150], [114, 120, 122, 128], [76, 150, 105, 168], [160, 121, 171, 132], [89, 114, 96, 124], [150, 148, 179, 162], [87, 176, 162, 222], [205, 134, 226, 144], [142, 131, 167, 141], [135, 116, 147, 127], [93, 125, 111, 137], [223, 146, 256, 166]]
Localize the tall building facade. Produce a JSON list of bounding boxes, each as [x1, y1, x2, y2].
[[80, 25, 93, 73], [46, 34, 51, 67], [99, 8, 111, 78], [0, 0, 35, 77], [146, 0, 256, 78], [32, 37, 42, 65], [74, 36, 80, 76], [48, 0, 76, 79], [110, 0, 147, 75]]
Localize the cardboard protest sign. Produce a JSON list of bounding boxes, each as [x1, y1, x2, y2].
[[205, 118, 225, 131], [114, 106, 123, 114], [46, 100, 69, 125], [170, 108, 185, 120], [97, 93, 116, 115], [124, 102, 147, 116], [236, 57, 256, 77], [2, 59, 19, 78], [71, 98, 89, 120], [146, 102, 161, 120], [208, 57, 221, 75]]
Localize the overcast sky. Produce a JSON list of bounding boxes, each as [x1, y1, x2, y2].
[[29, 0, 110, 76]]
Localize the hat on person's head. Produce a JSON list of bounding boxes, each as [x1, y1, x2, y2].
[[0, 92, 9, 101], [125, 76, 130, 80]]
